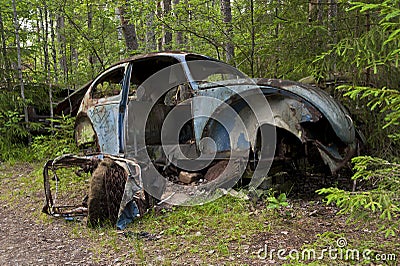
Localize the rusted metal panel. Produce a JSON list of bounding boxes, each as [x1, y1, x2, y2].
[[54, 81, 92, 116], [257, 78, 356, 145], [193, 84, 257, 146], [267, 95, 322, 142], [43, 51, 364, 227], [87, 103, 120, 155], [193, 77, 356, 173], [193, 83, 274, 154], [74, 116, 96, 148]]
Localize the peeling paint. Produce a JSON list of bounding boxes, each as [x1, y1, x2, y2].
[[45, 52, 363, 224]]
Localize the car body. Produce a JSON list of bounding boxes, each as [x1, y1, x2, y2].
[[73, 51, 358, 172], [44, 51, 361, 227]]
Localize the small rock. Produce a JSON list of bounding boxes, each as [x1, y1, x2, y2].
[[208, 250, 215, 254], [195, 231, 202, 236], [179, 171, 201, 184]]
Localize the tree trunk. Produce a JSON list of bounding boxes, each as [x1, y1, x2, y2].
[[157, 1, 162, 51], [365, 10, 371, 86], [118, 1, 139, 52], [71, 47, 79, 73], [328, 0, 337, 73], [173, 0, 183, 47], [308, 0, 323, 23], [40, 4, 54, 128], [146, 10, 156, 51], [12, 0, 29, 136], [0, 10, 11, 89], [308, 0, 315, 22], [36, 13, 42, 77], [50, 13, 58, 84], [220, 0, 234, 64], [274, 0, 281, 78], [56, 14, 71, 114], [185, 0, 191, 51], [57, 15, 68, 83], [163, 0, 172, 50], [317, 0, 323, 22], [87, 3, 95, 75], [250, 0, 255, 77], [328, 0, 337, 39]]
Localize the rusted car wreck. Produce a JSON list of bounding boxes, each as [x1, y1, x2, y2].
[[43, 52, 361, 228]]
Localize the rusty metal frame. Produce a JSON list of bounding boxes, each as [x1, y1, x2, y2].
[[43, 153, 144, 219], [42, 154, 102, 217]]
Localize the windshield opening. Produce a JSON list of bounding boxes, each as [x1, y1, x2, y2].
[[185, 55, 246, 86]]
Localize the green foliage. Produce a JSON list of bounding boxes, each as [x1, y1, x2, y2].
[[317, 156, 400, 237], [349, 1, 400, 63], [314, 0, 400, 238], [266, 192, 289, 210], [0, 107, 34, 162], [339, 85, 400, 142], [0, 110, 29, 144], [310, 0, 400, 87], [0, 89, 28, 143], [31, 115, 78, 160]]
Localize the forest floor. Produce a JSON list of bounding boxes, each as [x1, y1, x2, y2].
[[0, 161, 399, 265]]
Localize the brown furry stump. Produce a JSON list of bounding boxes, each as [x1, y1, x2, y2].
[[87, 158, 127, 227]]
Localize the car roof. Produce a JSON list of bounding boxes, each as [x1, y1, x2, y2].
[[55, 52, 216, 115], [108, 51, 213, 69]]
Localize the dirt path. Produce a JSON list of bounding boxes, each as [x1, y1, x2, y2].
[[0, 162, 398, 265], [0, 163, 99, 265], [0, 206, 94, 265]]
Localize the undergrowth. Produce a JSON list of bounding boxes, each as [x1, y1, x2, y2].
[[0, 115, 78, 163]]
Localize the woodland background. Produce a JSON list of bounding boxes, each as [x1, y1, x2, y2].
[[0, 0, 399, 236]]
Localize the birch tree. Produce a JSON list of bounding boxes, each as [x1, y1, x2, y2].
[[12, 0, 29, 130], [0, 9, 11, 89]]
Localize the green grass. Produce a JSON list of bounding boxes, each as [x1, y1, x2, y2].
[[0, 161, 398, 265], [122, 195, 277, 264]]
